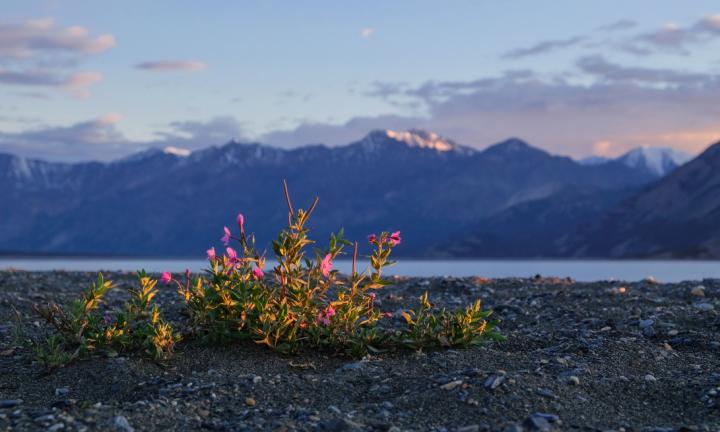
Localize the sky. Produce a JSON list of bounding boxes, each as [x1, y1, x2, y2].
[[1, 0, 720, 161]]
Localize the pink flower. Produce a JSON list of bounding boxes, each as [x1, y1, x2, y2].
[[325, 306, 336, 318], [382, 312, 393, 318], [320, 253, 333, 277], [160, 272, 172, 285], [207, 247, 216, 260], [236, 213, 245, 234], [368, 292, 376, 300], [367, 233, 377, 243], [185, 268, 191, 279], [389, 230, 401, 246], [221, 226, 231, 246], [226, 247, 238, 262], [317, 314, 330, 326], [253, 267, 264, 280]]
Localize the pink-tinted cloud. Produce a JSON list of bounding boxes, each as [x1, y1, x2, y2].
[[0, 17, 115, 58]]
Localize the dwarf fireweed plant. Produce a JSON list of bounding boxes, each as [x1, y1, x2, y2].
[[34, 272, 179, 369], [176, 181, 499, 356]]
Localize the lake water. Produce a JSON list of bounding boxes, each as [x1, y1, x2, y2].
[[1, 257, 719, 282]]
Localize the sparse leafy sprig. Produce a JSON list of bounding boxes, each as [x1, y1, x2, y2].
[[34, 272, 179, 369]]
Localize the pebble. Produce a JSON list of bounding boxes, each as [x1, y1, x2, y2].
[[112, 416, 134, 432], [523, 412, 560, 431], [638, 319, 654, 329], [55, 387, 70, 397], [245, 397, 256, 407], [484, 374, 505, 390], [691, 286, 706, 297], [644, 374, 657, 382], [567, 376, 580, 385], [0, 399, 22, 408], [457, 426, 480, 432], [440, 380, 463, 391], [694, 303, 714, 311], [536, 388, 557, 399], [338, 361, 366, 373]]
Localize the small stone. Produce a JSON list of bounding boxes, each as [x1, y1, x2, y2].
[[112, 416, 134, 432], [523, 413, 553, 431], [457, 426, 480, 432], [328, 405, 341, 415], [318, 418, 365, 431], [198, 409, 210, 418], [667, 329, 679, 336], [695, 303, 714, 312], [338, 361, 365, 373], [48, 423, 64, 432], [484, 374, 505, 390], [0, 399, 22, 408], [638, 319, 654, 329], [34, 414, 55, 424], [536, 388, 557, 399], [567, 376, 580, 385], [644, 374, 657, 382], [691, 286, 706, 297], [252, 375, 262, 384], [245, 397, 256, 407], [642, 326, 656, 338], [55, 387, 70, 397], [440, 380, 463, 391]]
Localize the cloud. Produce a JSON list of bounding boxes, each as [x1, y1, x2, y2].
[[134, 60, 207, 72], [0, 115, 249, 162], [360, 28, 376, 38], [0, 114, 132, 161], [596, 19, 638, 32], [0, 68, 102, 97], [154, 116, 246, 148], [501, 36, 586, 59], [0, 17, 115, 58], [576, 55, 712, 86], [0, 18, 111, 98], [262, 63, 720, 158], [627, 14, 720, 54]]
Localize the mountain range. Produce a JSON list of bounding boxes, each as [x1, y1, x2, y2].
[[0, 129, 715, 258]]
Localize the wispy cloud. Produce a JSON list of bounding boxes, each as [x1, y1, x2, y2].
[[134, 60, 208, 72], [576, 55, 712, 85], [501, 36, 586, 59], [596, 19, 638, 32], [0, 17, 111, 98], [0, 17, 115, 58], [0, 115, 247, 162], [626, 14, 720, 54], [360, 27, 376, 38], [0, 68, 102, 98]]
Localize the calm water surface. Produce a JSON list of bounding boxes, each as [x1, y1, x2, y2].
[[2, 258, 720, 282]]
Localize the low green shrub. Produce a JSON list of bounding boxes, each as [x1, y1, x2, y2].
[[34, 272, 179, 369]]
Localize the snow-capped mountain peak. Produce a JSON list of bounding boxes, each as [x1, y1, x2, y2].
[[617, 146, 692, 177], [578, 146, 692, 177], [163, 146, 192, 157], [359, 129, 474, 154]]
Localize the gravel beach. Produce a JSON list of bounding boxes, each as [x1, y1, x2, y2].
[[1, 270, 719, 431]]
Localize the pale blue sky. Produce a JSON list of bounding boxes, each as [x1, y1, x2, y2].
[[2, 1, 720, 160]]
